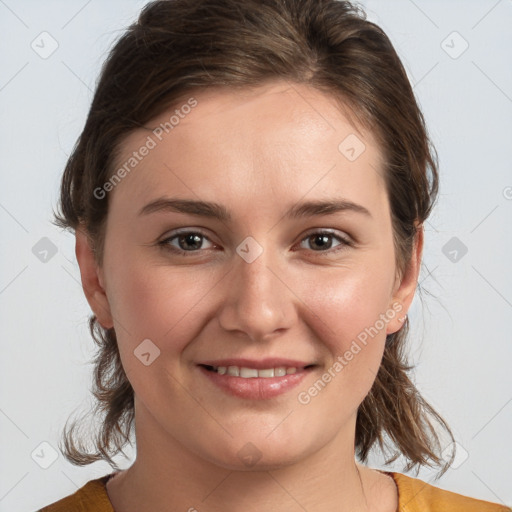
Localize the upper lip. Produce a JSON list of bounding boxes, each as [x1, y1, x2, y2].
[[198, 358, 316, 369]]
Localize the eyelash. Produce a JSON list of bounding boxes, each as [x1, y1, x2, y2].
[[157, 229, 354, 257]]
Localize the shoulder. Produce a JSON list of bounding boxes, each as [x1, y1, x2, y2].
[[37, 474, 115, 512], [390, 471, 511, 512]]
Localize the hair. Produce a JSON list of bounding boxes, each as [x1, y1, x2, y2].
[[53, 0, 456, 478]]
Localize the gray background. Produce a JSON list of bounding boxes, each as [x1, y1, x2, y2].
[[0, 0, 511, 510]]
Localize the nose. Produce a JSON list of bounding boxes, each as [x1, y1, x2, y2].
[[216, 241, 296, 342]]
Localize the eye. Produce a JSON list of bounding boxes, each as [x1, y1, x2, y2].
[[158, 230, 215, 255], [157, 228, 353, 257], [298, 230, 353, 254]]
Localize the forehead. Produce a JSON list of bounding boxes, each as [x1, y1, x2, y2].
[[108, 81, 386, 212], [149, 81, 375, 154]]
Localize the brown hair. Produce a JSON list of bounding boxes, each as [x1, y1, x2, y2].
[[53, 0, 456, 477]]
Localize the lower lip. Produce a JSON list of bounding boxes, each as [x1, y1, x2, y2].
[[198, 366, 313, 400]]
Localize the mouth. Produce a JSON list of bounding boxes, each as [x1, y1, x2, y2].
[[199, 363, 317, 378], [197, 359, 318, 400]]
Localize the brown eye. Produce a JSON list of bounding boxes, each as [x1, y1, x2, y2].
[[158, 230, 215, 255], [176, 233, 204, 251], [299, 230, 352, 254]]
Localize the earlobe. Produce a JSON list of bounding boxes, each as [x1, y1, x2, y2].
[[75, 226, 114, 330], [386, 224, 424, 335]]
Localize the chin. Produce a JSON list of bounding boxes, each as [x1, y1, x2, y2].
[[195, 434, 314, 472], [206, 450, 303, 472]]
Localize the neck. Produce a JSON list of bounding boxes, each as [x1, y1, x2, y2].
[[107, 402, 377, 512]]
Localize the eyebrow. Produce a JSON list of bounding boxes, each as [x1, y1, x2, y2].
[[138, 197, 372, 221]]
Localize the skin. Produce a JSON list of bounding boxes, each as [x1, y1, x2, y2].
[[76, 80, 423, 511]]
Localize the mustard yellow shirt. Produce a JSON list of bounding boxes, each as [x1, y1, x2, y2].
[[38, 471, 511, 511]]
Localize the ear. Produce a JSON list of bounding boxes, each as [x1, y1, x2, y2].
[[386, 223, 424, 335], [75, 225, 114, 329]]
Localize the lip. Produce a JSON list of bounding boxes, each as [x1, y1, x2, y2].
[[198, 358, 314, 370], [197, 360, 317, 400]]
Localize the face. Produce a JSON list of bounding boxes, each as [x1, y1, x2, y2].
[[77, 80, 421, 470]]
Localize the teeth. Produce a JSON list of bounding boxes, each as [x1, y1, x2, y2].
[[240, 367, 258, 378], [214, 365, 300, 378]]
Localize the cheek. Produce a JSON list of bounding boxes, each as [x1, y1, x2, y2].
[[106, 255, 221, 352], [295, 261, 395, 404], [106, 261, 220, 410], [303, 259, 395, 347]]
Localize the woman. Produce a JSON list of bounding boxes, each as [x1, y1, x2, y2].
[[39, 0, 510, 510]]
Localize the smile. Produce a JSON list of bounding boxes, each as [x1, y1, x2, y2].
[[202, 364, 303, 378], [197, 363, 317, 400]]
